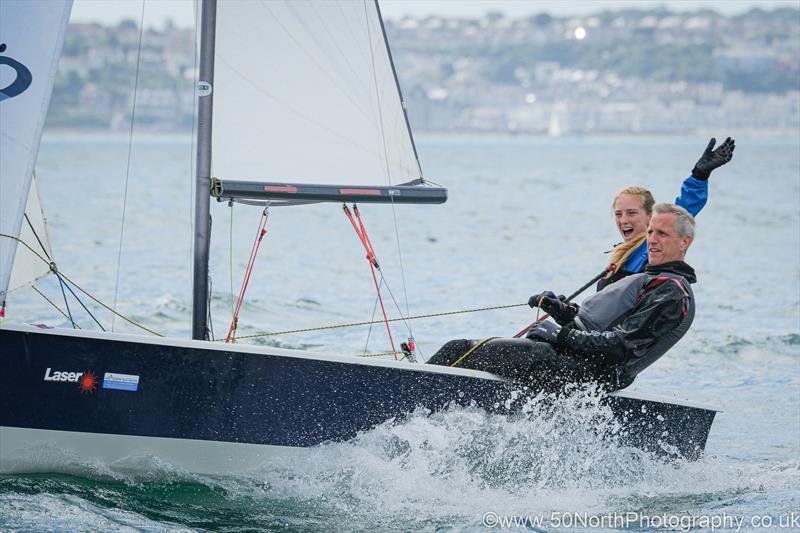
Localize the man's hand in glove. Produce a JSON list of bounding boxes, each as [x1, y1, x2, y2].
[[526, 320, 561, 345], [528, 290, 579, 326], [691, 137, 735, 180]]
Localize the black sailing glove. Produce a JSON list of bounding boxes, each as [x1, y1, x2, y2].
[[527, 291, 579, 326], [526, 320, 561, 344], [691, 137, 735, 180]]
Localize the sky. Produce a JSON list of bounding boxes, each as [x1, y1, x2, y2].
[[70, 0, 800, 28]]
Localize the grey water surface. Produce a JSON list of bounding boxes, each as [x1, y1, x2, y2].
[[1, 134, 798, 532]]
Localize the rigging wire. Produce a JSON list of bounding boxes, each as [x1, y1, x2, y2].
[[375, 270, 425, 360], [22, 206, 106, 330], [22, 209, 75, 328], [111, 0, 146, 332], [56, 269, 77, 328], [31, 285, 80, 328], [57, 276, 106, 331], [207, 276, 215, 341], [0, 233, 159, 335], [225, 300, 527, 342], [206, 213, 215, 340], [362, 279, 381, 355], [363, 0, 416, 347]]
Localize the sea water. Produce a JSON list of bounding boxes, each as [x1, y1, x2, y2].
[[1, 134, 798, 531]]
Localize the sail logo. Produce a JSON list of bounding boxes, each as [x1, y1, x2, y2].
[[0, 43, 33, 102]]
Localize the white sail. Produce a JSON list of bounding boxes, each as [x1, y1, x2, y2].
[[0, 0, 73, 310], [212, 0, 421, 188], [9, 175, 53, 292]]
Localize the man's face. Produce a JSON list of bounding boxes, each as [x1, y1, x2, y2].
[[614, 194, 650, 242], [647, 213, 692, 266]]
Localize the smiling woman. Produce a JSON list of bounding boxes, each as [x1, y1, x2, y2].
[[613, 186, 654, 242]]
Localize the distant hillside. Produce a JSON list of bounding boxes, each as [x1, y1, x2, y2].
[[47, 7, 800, 134]]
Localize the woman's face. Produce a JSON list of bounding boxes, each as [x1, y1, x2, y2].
[[614, 194, 650, 242]]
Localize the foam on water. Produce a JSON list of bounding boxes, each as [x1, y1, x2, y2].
[[210, 387, 791, 531], [0, 492, 192, 532]]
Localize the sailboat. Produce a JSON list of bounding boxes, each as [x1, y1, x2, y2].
[[0, 0, 717, 475]]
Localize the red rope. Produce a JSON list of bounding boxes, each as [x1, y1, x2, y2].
[[354, 205, 378, 267], [226, 209, 269, 343], [343, 204, 397, 359], [512, 313, 551, 338]]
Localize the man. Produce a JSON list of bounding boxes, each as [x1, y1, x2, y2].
[[598, 137, 733, 290], [427, 203, 697, 392]]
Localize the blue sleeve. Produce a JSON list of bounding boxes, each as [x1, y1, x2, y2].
[[675, 175, 708, 217], [625, 244, 648, 272]]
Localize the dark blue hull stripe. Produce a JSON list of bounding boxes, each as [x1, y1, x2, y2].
[[0, 329, 715, 459]]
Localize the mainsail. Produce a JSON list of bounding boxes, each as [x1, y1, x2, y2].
[[210, 0, 443, 204], [0, 0, 73, 313]]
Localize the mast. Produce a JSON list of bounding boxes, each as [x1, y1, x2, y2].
[[192, 0, 216, 340]]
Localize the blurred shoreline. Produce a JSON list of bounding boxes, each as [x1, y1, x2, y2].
[[51, 7, 800, 137]]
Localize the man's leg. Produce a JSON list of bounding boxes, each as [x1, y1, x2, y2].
[[427, 337, 562, 384], [460, 338, 559, 383], [426, 339, 474, 366]]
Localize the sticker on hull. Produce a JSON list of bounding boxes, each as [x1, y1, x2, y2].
[[102, 372, 140, 392]]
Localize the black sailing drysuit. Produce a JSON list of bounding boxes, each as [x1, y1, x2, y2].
[[427, 261, 696, 391]]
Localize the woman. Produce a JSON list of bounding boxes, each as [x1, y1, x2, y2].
[[598, 137, 734, 290]]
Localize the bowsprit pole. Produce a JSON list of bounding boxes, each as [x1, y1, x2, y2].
[[512, 264, 616, 338]]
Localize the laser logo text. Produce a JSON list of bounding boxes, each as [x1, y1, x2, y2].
[[43, 368, 84, 382]]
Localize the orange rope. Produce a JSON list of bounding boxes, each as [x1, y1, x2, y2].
[[343, 204, 397, 359], [226, 208, 269, 343]]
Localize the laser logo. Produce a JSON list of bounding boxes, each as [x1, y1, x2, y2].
[[43, 368, 98, 394], [44, 368, 84, 382]]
